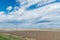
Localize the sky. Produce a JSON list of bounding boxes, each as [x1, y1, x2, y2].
[[0, 0, 60, 28], [0, 0, 20, 13], [0, 0, 60, 12]]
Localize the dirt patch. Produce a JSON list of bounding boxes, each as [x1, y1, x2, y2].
[[1, 30, 60, 40]]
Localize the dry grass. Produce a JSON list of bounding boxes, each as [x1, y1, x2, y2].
[[0, 29, 60, 40], [1, 29, 60, 40], [0, 33, 25, 40]]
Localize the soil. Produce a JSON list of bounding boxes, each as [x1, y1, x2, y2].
[[1, 30, 60, 40]]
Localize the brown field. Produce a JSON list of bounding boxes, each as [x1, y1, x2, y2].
[[1, 29, 60, 40]]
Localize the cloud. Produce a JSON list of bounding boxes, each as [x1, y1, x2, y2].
[[36, 0, 55, 7], [6, 6, 12, 11], [0, 11, 5, 15], [0, 0, 60, 28]]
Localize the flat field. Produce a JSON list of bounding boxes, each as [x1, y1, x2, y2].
[[0, 33, 25, 40], [0, 29, 60, 40]]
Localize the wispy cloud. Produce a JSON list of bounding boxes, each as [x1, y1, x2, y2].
[[0, 0, 60, 28], [6, 6, 12, 11]]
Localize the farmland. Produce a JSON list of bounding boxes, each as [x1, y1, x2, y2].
[[0, 33, 25, 40], [1, 29, 60, 40]]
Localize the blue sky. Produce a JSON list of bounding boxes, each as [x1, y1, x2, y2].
[[0, 0, 20, 13], [0, 0, 60, 28], [0, 0, 59, 13]]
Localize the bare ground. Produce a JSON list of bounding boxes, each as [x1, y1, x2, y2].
[[1, 30, 60, 40]]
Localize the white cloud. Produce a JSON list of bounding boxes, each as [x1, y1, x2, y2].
[[6, 6, 12, 11], [0, 0, 60, 28], [36, 0, 55, 7], [0, 11, 5, 15], [17, 0, 55, 9]]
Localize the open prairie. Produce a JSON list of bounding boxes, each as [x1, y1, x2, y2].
[[1, 29, 60, 40]]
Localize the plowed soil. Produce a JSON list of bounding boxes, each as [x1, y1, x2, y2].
[[1, 30, 60, 40]]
